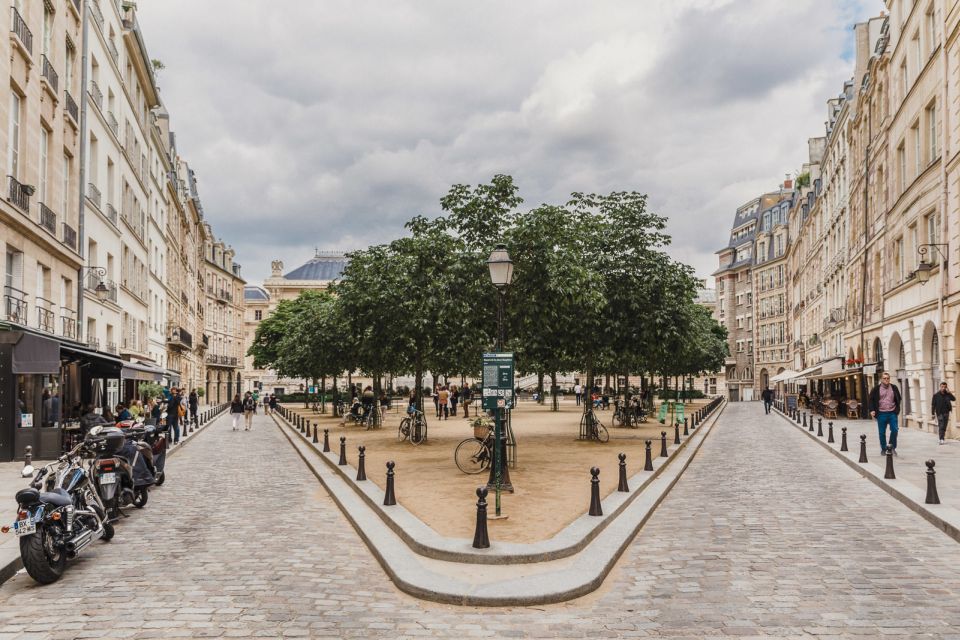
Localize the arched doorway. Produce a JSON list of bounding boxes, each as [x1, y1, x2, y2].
[[888, 332, 908, 416], [760, 368, 769, 389]]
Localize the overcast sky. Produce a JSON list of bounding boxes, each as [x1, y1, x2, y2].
[[136, 0, 885, 286]]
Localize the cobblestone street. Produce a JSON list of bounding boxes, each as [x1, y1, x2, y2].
[[1, 404, 960, 639]]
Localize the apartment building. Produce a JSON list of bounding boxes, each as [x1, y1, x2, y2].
[[753, 196, 793, 390], [202, 223, 245, 404]]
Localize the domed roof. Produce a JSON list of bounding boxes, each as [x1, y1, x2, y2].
[[283, 253, 349, 281], [244, 286, 269, 301]]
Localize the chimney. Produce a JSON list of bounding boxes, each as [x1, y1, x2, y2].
[[782, 173, 793, 190]]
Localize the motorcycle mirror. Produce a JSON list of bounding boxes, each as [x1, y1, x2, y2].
[[20, 465, 34, 478]]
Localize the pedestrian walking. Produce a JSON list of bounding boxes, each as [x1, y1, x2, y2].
[[242, 391, 257, 430], [761, 386, 774, 414], [188, 389, 199, 427], [932, 382, 955, 445], [450, 386, 459, 416], [433, 385, 441, 418], [230, 394, 244, 431], [168, 388, 183, 444], [439, 385, 450, 420], [461, 383, 472, 418], [574, 383, 582, 406], [868, 371, 902, 456], [269, 394, 278, 414]]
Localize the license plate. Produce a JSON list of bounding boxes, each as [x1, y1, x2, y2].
[[13, 518, 35, 537], [100, 472, 116, 485]]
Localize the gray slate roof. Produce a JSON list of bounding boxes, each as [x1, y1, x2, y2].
[[244, 286, 269, 301], [283, 255, 349, 281]]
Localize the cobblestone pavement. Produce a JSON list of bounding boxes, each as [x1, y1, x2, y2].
[[1, 404, 960, 638]]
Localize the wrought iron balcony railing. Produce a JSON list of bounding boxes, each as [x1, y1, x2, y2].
[[38, 203, 56, 235], [105, 203, 118, 226], [41, 55, 58, 93], [87, 337, 100, 350], [62, 223, 77, 250], [10, 7, 32, 56], [87, 183, 101, 209], [4, 287, 27, 325], [8, 175, 30, 213], [89, 80, 103, 111], [65, 91, 79, 124], [36, 299, 55, 333]]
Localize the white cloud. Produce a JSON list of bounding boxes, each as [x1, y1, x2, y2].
[[136, 0, 885, 283]]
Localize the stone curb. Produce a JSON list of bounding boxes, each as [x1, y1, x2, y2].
[[273, 408, 709, 564], [274, 400, 727, 605], [0, 408, 229, 588], [773, 407, 960, 543]]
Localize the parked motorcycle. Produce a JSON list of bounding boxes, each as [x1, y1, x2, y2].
[[3, 437, 114, 584], [91, 424, 155, 518], [141, 423, 168, 486]]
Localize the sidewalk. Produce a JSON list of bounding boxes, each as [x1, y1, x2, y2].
[[0, 407, 227, 585]]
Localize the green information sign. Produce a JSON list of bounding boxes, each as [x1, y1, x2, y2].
[[482, 352, 515, 411]]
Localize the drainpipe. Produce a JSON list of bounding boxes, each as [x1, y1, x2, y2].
[[75, 2, 90, 339], [939, 29, 949, 389], [859, 93, 871, 408]]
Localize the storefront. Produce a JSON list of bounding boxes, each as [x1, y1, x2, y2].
[[121, 361, 166, 404]]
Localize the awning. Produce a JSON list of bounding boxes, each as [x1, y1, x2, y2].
[[0, 331, 61, 374], [808, 357, 849, 380], [60, 344, 124, 378], [770, 370, 800, 383], [121, 361, 165, 382], [165, 368, 181, 385], [795, 363, 823, 380]]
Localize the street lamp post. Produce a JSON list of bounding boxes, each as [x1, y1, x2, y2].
[[487, 244, 513, 518]]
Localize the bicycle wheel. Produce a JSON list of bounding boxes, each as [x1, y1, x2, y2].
[[398, 418, 410, 442], [410, 416, 426, 445], [611, 411, 623, 427], [596, 424, 609, 443], [455, 438, 488, 474]]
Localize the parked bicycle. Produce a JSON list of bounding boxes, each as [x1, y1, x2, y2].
[[398, 409, 427, 445], [582, 409, 609, 443], [363, 405, 383, 430], [455, 425, 493, 474], [612, 398, 647, 428]]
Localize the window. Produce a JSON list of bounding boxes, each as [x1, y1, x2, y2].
[[897, 142, 906, 192], [911, 224, 919, 268], [8, 92, 21, 178], [896, 236, 905, 282], [926, 211, 938, 247], [912, 30, 921, 79], [926, 102, 937, 162], [42, 5, 53, 56], [900, 61, 907, 101], [254, 310, 262, 321], [39, 128, 49, 204], [926, 3, 936, 56], [912, 121, 921, 176], [62, 154, 71, 219]]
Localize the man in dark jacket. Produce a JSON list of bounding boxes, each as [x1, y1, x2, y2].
[[760, 386, 774, 414], [868, 372, 902, 456], [167, 388, 182, 445], [932, 382, 955, 445], [188, 390, 199, 427]]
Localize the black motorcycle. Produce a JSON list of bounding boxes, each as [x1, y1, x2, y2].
[[91, 424, 155, 519], [4, 437, 114, 584]]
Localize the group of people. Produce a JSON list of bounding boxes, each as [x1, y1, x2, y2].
[[431, 383, 473, 420], [230, 391, 278, 430], [761, 372, 955, 452]]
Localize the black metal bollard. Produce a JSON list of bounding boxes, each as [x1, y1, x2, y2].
[[23, 445, 32, 469], [827, 422, 835, 443], [338, 436, 347, 465], [816, 419, 823, 437], [383, 461, 397, 506], [356, 446, 367, 481], [674, 422, 680, 445], [884, 446, 895, 479], [323, 429, 330, 452], [313, 424, 319, 444], [795, 410, 800, 424], [683, 418, 689, 437], [643, 440, 654, 471], [660, 431, 668, 458], [858, 434, 868, 463], [925, 460, 941, 505], [803, 412, 807, 428], [617, 453, 629, 492], [472, 486, 490, 549], [840, 427, 848, 452], [588, 467, 603, 516]]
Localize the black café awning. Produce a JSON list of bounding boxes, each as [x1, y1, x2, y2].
[[0, 330, 61, 374], [60, 343, 124, 378], [121, 361, 165, 382]]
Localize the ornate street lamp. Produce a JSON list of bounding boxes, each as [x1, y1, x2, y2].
[[914, 244, 948, 285], [82, 266, 110, 302], [486, 244, 513, 517]]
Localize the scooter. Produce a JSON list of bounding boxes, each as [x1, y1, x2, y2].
[[141, 423, 168, 486]]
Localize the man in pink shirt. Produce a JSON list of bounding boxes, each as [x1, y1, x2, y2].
[[868, 372, 902, 456]]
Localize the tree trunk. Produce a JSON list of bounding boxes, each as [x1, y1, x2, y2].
[[537, 372, 544, 404], [415, 356, 425, 413], [550, 372, 559, 411], [347, 371, 353, 399]]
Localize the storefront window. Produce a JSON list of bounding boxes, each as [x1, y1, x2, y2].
[[17, 374, 61, 429]]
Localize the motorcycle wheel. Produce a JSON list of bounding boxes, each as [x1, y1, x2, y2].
[[101, 522, 115, 542], [20, 524, 66, 585], [133, 488, 149, 508], [155, 471, 165, 486]]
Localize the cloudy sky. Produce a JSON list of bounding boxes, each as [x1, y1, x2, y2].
[[136, 0, 885, 286]]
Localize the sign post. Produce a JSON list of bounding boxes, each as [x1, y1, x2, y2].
[[482, 352, 514, 518]]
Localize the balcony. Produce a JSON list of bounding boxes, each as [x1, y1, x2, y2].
[[105, 203, 118, 226], [62, 223, 77, 251], [36, 298, 55, 334], [216, 288, 233, 304], [61, 312, 78, 340], [206, 354, 240, 368], [87, 183, 101, 209], [107, 111, 119, 137], [166, 323, 193, 350], [3, 287, 26, 325], [38, 203, 56, 235], [8, 176, 31, 213], [105, 341, 118, 355], [10, 6, 32, 56], [90, 0, 105, 32], [108, 40, 119, 66], [64, 91, 79, 125], [87, 337, 100, 350], [89, 80, 103, 111], [40, 55, 58, 94]]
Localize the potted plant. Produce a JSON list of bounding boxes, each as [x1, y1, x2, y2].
[[470, 415, 493, 440]]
